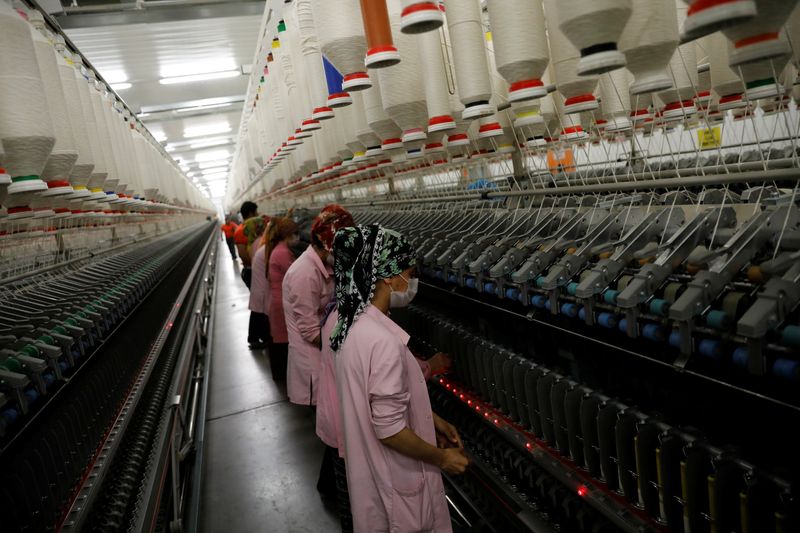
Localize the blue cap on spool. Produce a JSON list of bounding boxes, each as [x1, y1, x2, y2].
[[1, 408, 19, 425], [465, 277, 476, 289], [446, 273, 456, 283], [669, 330, 681, 348], [24, 387, 40, 404], [532, 295, 549, 309], [618, 318, 628, 333], [59, 360, 69, 372], [781, 325, 800, 348], [705, 310, 730, 330], [43, 372, 56, 388], [698, 339, 722, 360], [567, 282, 579, 296], [505, 287, 520, 300], [642, 324, 665, 342], [535, 276, 546, 288], [649, 299, 669, 316], [732, 347, 748, 369], [483, 281, 497, 295], [560, 302, 579, 318], [578, 307, 587, 321], [603, 290, 619, 305], [436, 270, 445, 280], [772, 359, 800, 381], [598, 312, 618, 329]]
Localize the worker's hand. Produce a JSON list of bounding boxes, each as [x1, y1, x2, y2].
[[433, 413, 463, 449], [427, 352, 452, 376], [437, 448, 469, 475]]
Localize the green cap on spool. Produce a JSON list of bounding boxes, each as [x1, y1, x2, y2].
[[37, 334, 55, 346], [0, 357, 23, 373], [277, 20, 286, 32], [18, 345, 40, 358]]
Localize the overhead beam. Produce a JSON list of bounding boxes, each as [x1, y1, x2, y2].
[[54, 0, 265, 28]]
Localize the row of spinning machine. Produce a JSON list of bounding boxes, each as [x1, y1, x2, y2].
[[229, 0, 800, 532]]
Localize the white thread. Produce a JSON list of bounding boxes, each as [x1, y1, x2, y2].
[[352, 91, 382, 149], [544, 0, 599, 111], [75, 66, 108, 192], [418, 23, 453, 127], [30, 19, 77, 182], [485, 0, 549, 96], [131, 130, 155, 199], [721, 0, 797, 67], [89, 82, 120, 188], [446, 0, 494, 108], [363, 79, 403, 143], [337, 100, 367, 156], [295, 0, 332, 116], [102, 93, 131, 194], [378, 1, 428, 145], [56, 44, 94, 188], [555, 0, 631, 74], [619, 0, 679, 94], [599, 68, 633, 127], [276, 30, 303, 138], [657, 2, 698, 106], [785, 4, 800, 68], [312, 0, 368, 80], [0, 2, 54, 181]]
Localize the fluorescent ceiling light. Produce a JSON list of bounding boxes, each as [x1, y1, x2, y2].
[[183, 123, 231, 138], [201, 166, 229, 175], [111, 82, 132, 91], [152, 131, 167, 143], [104, 69, 129, 84], [190, 138, 233, 150], [160, 70, 240, 85], [165, 145, 176, 152], [203, 172, 228, 180], [137, 112, 151, 119], [176, 102, 233, 114], [198, 159, 231, 169]]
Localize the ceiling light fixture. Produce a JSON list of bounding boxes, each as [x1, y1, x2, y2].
[[194, 149, 231, 162], [183, 123, 232, 138], [111, 82, 132, 91], [197, 157, 232, 168], [160, 70, 240, 85], [176, 102, 233, 114], [190, 138, 233, 150]]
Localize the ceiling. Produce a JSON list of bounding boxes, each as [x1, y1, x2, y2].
[[47, 0, 267, 199]]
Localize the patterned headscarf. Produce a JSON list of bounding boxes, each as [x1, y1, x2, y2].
[[330, 224, 416, 351], [312, 204, 355, 252]]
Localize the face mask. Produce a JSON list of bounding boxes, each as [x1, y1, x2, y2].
[[390, 275, 418, 308]]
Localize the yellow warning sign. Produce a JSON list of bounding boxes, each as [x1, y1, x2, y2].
[[698, 126, 722, 150]]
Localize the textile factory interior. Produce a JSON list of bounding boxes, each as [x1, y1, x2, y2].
[[1, 0, 799, 531]]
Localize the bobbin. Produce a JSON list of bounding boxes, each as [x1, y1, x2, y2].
[[342, 72, 372, 91], [402, 128, 427, 143], [508, 80, 548, 103], [513, 111, 544, 129], [365, 46, 401, 69], [478, 122, 504, 139], [446, 133, 470, 147], [681, 0, 757, 42], [428, 115, 457, 133], [604, 117, 633, 133], [462, 102, 497, 121], [327, 92, 353, 108], [563, 95, 599, 115], [400, 2, 444, 35]]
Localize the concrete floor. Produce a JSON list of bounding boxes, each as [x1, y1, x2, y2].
[[200, 242, 339, 533]]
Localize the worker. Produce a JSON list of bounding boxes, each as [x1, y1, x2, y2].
[[266, 216, 299, 380], [282, 204, 355, 498], [220, 216, 239, 260], [234, 201, 265, 288], [331, 224, 468, 533], [317, 284, 451, 533], [247, 223, 271, 350]]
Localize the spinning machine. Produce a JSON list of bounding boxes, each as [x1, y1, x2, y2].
[[228, 0, 800, 531], [0, 1, 217, 531]]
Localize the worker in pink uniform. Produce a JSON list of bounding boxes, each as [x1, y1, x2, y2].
[[317, 290, 451, 533], [266, 217, 299, 381], [330, 224, 468, 533], [283, 204, 355, 498]]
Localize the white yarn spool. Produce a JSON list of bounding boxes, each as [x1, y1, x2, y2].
[[294, 0, 335, 121], [681, 0, 756, 42], [555, 0, 632, 76], [740, 45, 791, 100], [417, 23, 456, 133], [721, 0, 799, 66], [29, 13, 77, 196], [544, 0, 600, 115], [786, 3, 800, 68], [131, 130, 156, 201], [620, 0, 679, 95], [282, 20, 322, 133], [378, 2, 428, 148], [337, 100, 367, 161], [657, 2, 699, 120], [75, 66, 108, 202], [312, 0, 372, 90], [400, 0, 443, 34], [599, 68, 633, 132], [0, 2, 51, 216], [446, 0, 496, 120], [103, 96, 132, 207], [553, 93, 587, 141], [351, 91, 383, 157], [89, 83, 120, 202], [695, 37, 713, 109], [363, 80, 404, 152], [485, 0, 549, 101], [54, 40, 93, 201]]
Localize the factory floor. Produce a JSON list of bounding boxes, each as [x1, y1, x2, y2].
[[199, 240, 339, 532]]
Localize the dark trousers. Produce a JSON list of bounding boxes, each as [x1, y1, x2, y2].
[[241, 267, 252, 289], [333, 453, 354, 533], [248, 312, 269, 345], [225, 237, 237, 259], [269, 342, 288, 381]]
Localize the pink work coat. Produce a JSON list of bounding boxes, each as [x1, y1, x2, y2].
[[317, 309, 432, 455], [268, 241, 294, 343], [248, 237, 269, 315], [283, 246, 334, 406], [336, 304, 452, 533]]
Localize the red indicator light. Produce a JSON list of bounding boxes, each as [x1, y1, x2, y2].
[[577, 486, 588, 497], [452, 388, 458, 394], [439, 378, 444, 384], [493, 418, 499, 425], [459, 394, 464, 399], [526, 442, 532, 450], [467, 400, 472, 405]]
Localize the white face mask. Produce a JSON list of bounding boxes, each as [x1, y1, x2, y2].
[[390, 275, 418, 308]]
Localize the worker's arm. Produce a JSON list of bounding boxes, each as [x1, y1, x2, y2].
[[237, 244, 251, 266], [380, 428, 468, 474], [289, 270, 324, 347]]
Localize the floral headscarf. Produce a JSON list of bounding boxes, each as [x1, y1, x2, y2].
[[330, 224, 416, 351], [312, 204, 355, 252]]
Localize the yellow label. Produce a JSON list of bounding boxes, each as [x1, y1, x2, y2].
[[485, 31, 492, 42], [698, 126, 722, 150]]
